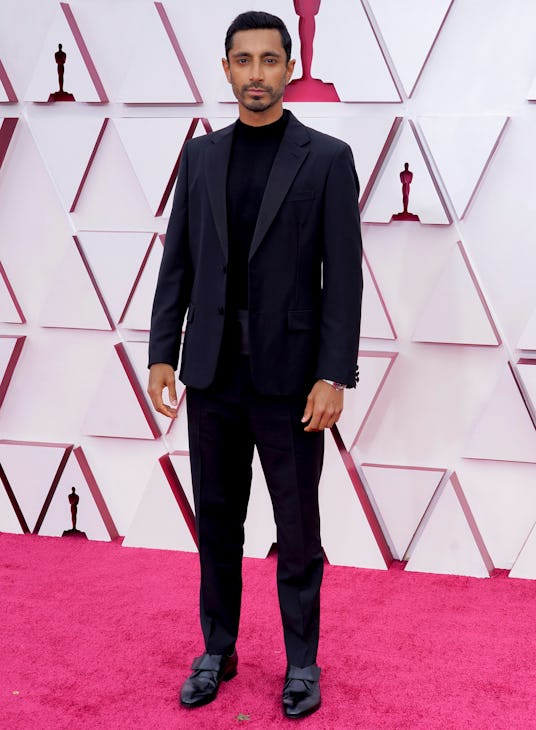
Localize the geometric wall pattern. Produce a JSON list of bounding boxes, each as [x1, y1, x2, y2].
[[2, 0, 536, 579]]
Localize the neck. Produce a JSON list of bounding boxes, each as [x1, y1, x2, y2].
[[238, 103, 284, 127]]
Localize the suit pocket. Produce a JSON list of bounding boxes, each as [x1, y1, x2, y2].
[[288, 309, 316, 331]]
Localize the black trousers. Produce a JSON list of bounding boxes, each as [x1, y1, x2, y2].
[[186, 357, 324, 667]]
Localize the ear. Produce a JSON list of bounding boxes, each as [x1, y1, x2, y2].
[[285, 58, 296, 85], [222, 57, 231, 83]]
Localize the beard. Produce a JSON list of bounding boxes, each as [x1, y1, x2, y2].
[[234, 80, 286, 113]]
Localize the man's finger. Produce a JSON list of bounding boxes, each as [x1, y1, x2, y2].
[[149, 389, 177, 419], [322, 413, 334, 430], [301, 397, 313, 424], [161, 404, 178, 419], [316, 408, 334, 431], [167, 379, 178, 407], [304, 406, 322, 432]]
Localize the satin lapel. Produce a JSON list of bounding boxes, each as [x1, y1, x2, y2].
[[249, 118, 310, 261], [206, 125, 234, 262]]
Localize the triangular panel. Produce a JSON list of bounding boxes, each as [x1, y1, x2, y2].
[[406, 474, 492, 577], [82, 344, 160, 440], [77, 231, 155, 325], [419, 115, 508, 218], [0, 262, 25, 323], [118, 3, 200, 103], [361, 251, 396, 339], [464, 364, 536, 464], [0, 58, 17, 102], [412, 240, 500, 346], [71, 121, 153, 229], [319, 432, 388, 569], [162, 182, 176, 220], [0, 335, 25, 409], [168, 451, 194, 511], [24, 4, 105, 102], [206, 118, 235, 133], [39, 447, 117, 540], [39, 237, 113, 330], [28, 116, 107, 211], [159, 117, 212, 218], [114, 118, 194, 215], [457, 459, 536, 570], [301, 116, 400, 211], [80, 437, 162, 536], [121, 236, 164, 331], [363, 121, 449, 224], [367, 0, 454, 96], [0, 441, 71, 533], [123, 459, 197, 551], [517, 361, 536, 416], [510, 521, 536, 579], [517, 360, 536, 442], [312, 0, 400, 102], [0, 123, 89, 320], [362, 463, 445, 560], [0, 118, 18, 169], [518, 309, 536, 351], [0, 482, 23, 533], [337, 351, 398, 451]]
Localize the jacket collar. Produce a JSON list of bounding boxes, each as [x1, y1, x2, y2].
[[205, 111, 311, 262]]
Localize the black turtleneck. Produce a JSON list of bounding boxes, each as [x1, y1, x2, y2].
[[226, 110, 289, 313]]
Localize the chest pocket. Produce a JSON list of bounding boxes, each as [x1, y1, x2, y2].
[[285, 190, 316, 225], [287, 189, 316, 202]]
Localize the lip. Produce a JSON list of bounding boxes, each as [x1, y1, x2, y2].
[[248, 88, 266, 94]]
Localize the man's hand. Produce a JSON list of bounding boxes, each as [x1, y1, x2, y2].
[[301, 380, 344, 432], [148, 363, 178, 419]]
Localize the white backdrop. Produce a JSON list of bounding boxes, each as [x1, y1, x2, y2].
[[1, 0, 536, 579]]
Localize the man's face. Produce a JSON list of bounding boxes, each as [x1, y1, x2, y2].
[[223, 29, 295, 116]]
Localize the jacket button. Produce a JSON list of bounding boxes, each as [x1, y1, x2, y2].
[[218, 306, 225, 315]]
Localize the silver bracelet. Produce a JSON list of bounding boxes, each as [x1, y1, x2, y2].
[[322, 379, 345, 391]]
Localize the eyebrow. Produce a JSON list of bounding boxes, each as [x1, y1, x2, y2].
[[230, 50, 283, 58]]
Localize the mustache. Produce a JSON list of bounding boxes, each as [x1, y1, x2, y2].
[[244, 84, 271, 92]]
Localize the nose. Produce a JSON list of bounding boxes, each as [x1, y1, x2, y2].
[[249, 60, 264, 83]]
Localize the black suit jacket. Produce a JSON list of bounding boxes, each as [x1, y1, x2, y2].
[[149, 111, 363, 396]]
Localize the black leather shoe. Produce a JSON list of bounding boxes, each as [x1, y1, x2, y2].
[[179, 651, 238, 708], [282, 664, 321, 719]]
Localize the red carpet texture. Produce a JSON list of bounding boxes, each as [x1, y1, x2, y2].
[[2, 534, 536, 730]]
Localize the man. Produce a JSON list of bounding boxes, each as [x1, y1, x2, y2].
[[148, 10, 362, 720]]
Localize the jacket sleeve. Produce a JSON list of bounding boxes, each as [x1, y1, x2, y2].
[[314, 143, 363, 388], [148, 142, 193, 369]]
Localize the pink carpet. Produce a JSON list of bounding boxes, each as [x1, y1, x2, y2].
[[2, 533, 536, 729]]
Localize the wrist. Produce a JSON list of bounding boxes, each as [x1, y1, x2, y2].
[[321, 379, 345, 391]]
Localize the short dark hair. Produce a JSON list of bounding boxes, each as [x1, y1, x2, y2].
[[225, 11, 292, 63]]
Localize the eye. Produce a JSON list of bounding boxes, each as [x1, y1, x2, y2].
[[237, 58, 249, 64], [265, 58, 276, 64]]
